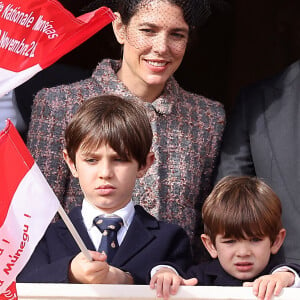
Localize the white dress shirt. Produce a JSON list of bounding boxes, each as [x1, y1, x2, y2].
[[273, 266, 300, 288], [81, 199, 135, 251], [0, 90, 25, 132]]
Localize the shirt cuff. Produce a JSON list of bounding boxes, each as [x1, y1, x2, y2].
[[272, 266, 300, 288], [150, 265, 179, 278]]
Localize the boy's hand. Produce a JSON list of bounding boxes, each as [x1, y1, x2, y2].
[[69, 251, 133, 284], [69, 251, 109, 283], [243, 271, 295, 300], [150, 267, 197, 300]]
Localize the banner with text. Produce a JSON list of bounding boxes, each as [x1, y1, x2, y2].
[[0, 120, 60, 295], [0, 0, 115, 97]]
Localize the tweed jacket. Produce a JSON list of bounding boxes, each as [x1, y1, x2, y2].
[[27, 59, 225, 248]]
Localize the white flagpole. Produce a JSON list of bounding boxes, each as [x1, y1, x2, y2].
[[57, 204, 93, 261]]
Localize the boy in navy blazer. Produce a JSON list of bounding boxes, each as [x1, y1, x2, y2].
[[17, 95, 193, 284], [150, 176, 300, 299]]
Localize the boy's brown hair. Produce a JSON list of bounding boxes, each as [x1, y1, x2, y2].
[[65, 95, 153, 167], [202, 176, 283, 245]]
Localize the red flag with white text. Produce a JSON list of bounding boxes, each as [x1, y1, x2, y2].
[[0, 120, 60, 296], [0, 0, 115, 97], [0, 282, 17, 300]]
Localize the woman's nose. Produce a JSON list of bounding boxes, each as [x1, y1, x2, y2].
[[152, 33, 169, 54]]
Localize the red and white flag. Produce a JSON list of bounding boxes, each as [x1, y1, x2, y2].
[[0, 282, 16, 300], [0, 0, 115, 97], [0, 120, 60, 296]]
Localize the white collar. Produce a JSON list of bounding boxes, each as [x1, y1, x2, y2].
[[81, 199, 135, 231]]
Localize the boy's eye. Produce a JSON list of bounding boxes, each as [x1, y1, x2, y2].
[[223, 239, 236, 244], [113, 156, 129, 162], [114, 157, 123, 162], [84, 158, 97, 163], [250, 237, 262, 242]]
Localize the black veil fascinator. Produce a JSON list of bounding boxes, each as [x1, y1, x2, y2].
[[82, 0, 231, 31]]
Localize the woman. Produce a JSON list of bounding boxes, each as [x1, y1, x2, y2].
[[27, 0, 225, 258]]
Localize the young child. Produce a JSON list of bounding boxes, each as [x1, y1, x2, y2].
[[150, 176, 300, 299], [17, 95, 193, 284]]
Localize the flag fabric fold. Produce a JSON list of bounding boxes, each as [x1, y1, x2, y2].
[[0, 120, 60, 295], [0, 0, 115, 97]]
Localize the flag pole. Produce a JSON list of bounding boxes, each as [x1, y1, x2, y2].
[[57, 204, 93, 261]]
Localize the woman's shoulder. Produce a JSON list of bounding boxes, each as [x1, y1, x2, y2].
[[182, 87, 223, 107], [176, 86, 225, 119], [169, 78, 223, 109], [35, 72, 99, 99], [33, 68, 106, 112], [34, 59, 117, 104], [32, 81, 91, 122]]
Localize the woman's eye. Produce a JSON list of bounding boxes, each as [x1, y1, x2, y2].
[[171, 32, 186, 39], [140, 28, 155, 34]]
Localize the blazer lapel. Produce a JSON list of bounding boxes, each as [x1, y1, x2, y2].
[[112, 207, 156, 266], [57, 207, 96, 252], [263, 67, 300, 206]]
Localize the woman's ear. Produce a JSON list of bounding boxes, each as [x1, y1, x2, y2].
[[63, 149, 78, 178], [137, 152, 155, 178], [201, 234, 218, 259], [271, 228, 286, 255], [112, 12, 126, 45]]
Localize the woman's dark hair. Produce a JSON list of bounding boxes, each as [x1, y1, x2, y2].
[[83, 0, 230, 31], [116, 0, 211, 30]]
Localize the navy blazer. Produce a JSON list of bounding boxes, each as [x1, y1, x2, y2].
[[216, 60, 300, 264], [184, 255, 286, 286], [17, 205, 193, 284]]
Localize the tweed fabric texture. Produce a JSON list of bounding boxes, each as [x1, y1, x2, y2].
[[27, 59, 225, 250]]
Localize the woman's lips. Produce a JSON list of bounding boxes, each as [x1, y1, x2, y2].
[[144, 59, 169, 72]]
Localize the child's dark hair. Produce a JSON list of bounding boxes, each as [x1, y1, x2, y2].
[[202, 176, 283, 245], [65, 95, 153, 168]]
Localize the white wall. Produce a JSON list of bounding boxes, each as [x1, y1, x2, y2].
[[16, 284, 300, 300]]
